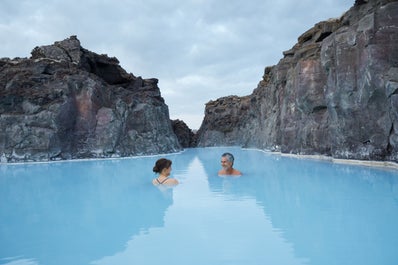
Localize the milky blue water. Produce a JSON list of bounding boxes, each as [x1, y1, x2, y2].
[[1, 147, 398, 265]]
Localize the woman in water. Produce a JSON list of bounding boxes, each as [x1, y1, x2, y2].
[[152, 158, 179, 186]]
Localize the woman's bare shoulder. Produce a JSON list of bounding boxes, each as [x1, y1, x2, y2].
[[166, 178, 179, 185]]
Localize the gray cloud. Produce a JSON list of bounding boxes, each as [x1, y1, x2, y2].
[[0, 0, 353, 129]]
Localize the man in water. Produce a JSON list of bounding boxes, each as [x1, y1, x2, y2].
[[218, 152, 242, 176]]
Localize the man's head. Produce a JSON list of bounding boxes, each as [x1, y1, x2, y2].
[[221, 152, 235, 169]]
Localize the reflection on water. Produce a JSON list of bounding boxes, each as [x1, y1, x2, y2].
[[0, 157, 174, 265], [1, 147, 397, 265]]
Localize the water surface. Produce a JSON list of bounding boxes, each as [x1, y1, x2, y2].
[[1, 147, 397, 265]]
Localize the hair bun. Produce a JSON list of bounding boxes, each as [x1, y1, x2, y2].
[[153, 165, 159, 173], [153, 158, 172, 174]]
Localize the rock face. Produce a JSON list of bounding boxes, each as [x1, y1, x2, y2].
[[197, 0, 398, 162], [171, 119, 197, 148], [0, 36, 181, 162], [196, 95, 252, 147]]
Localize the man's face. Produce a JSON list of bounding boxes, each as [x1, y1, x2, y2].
[[221, 157, 232, 170]]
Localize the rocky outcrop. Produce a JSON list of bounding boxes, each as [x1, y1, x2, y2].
[[196, 0, 398, 162], [196, 95, 252, 147], [171, 119, 197, 148], [0, 36, 181, 162]]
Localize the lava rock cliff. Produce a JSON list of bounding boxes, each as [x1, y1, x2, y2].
[[196, 0, 398, 162], [0, 36, 181, 162]]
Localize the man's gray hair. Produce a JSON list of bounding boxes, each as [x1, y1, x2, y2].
[[222, 152, 235, 164]]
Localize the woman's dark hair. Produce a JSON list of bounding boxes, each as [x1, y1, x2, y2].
[[153, 158, 172, 173]]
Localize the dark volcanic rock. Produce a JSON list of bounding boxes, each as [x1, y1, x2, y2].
[[196, 95, 252, 147], [0, 36, 181, 162], [171, 119, 196, 148], [196, 0, 398, 162]]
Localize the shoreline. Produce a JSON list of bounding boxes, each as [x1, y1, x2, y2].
[[241, 147, 398, 171], [274, 151, 398, 170], [1, 147, 398, 171], [0, 150, 186, 166]]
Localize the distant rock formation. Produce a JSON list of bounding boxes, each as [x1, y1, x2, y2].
[[196, 0, 398, 162], [171, 119, 197, 148], [0, 36, 181, 162], [196, 95, 251, 147]]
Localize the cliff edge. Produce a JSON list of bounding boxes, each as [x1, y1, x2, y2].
[[0, 36, 181, 162], [196, 0, 398, 162]]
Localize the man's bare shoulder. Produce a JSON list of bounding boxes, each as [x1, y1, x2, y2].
[[218, 169, 242, 176]]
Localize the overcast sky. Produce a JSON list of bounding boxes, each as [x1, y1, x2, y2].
[[1, 0, 353, 129]]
